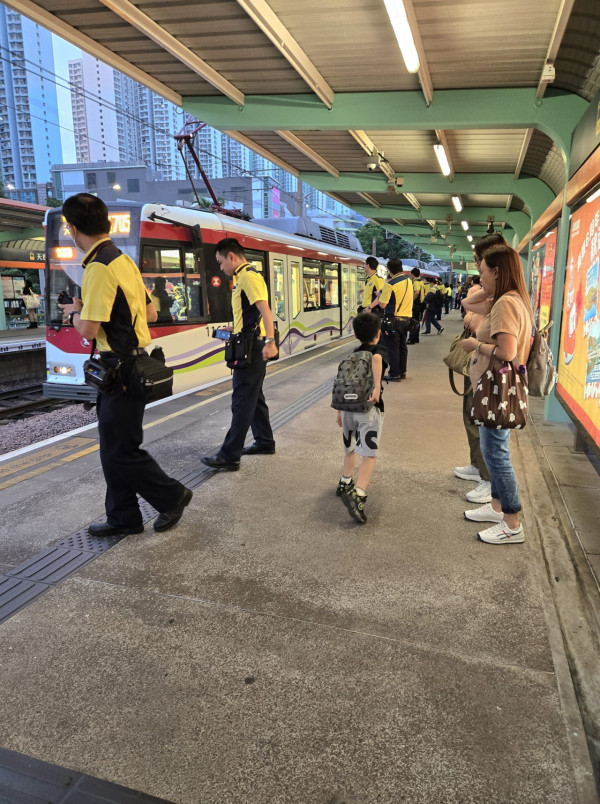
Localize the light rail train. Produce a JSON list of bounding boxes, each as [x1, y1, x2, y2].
[[43, 202, 373, 400]]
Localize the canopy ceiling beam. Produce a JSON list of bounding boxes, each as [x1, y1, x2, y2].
[[97, 0, 244, 105], [403, 0, 434, 105], [299, 172, 555, 222], [3, 0, 182, 105], [275, 131, 339, 177], [352, 206, 530, 239], [223, 131, 299, 177], [188, 89, 588, 160], [234, 0, 334, 109]]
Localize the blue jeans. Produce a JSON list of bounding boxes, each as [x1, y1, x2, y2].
[[479, 427, 521, 514]]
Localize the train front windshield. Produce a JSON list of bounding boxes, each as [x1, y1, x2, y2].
[[46, 207, 141, 323]]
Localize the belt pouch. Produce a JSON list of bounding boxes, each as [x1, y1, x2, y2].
[[225, 331, 254, 369]]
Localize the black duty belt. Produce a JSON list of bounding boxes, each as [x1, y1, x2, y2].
[[99, 347, 147, 358], [394, 316, 411, 320]]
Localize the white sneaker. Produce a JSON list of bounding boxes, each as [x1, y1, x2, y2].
[[464, 503, 504, 523], [478, 522, 524, 544], [454, 465, 482, 482], [465, 480, 492, 503]]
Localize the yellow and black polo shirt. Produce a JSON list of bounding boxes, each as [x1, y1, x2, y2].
[[361, 273, 384, 309], [232, 263, 268, 335], [80, 237, 151, 353], [380, 274, 413, 317]]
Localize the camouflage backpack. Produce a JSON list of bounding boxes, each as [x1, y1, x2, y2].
[[331, 350, 374, 413]]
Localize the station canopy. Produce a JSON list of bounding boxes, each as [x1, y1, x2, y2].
[[5, 0, 600, 261], [0, 198, 46, 236]]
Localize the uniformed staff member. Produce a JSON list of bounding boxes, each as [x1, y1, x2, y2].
[[373, 258, 413, 381], [408, 266, 425, 344], [59, 193, 192, 536], [359, 256, 384, 314], [202, 238, 278, 471]]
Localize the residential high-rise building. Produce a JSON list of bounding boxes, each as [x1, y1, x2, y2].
[[68, 54, 120, 163], [0, 6, 63, 202], [137, 87, 185, 180]]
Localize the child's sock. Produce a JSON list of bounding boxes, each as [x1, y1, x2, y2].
[[356, 487, 367, 497], [340, 476, 353, 484]]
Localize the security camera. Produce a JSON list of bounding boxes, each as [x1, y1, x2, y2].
[[394, 177, 404, 187], [365, 153, 380, 172]]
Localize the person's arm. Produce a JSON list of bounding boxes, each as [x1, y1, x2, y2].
[[58, 298, 101, 340], [461, 289, 489, 314], [146, 299, 158, 323], [460, 332, 517, 361], [255, 298, 278, 359], [368, 353, 383, 403]]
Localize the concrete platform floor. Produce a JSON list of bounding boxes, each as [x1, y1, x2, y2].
[[0, 311, 598, 804]]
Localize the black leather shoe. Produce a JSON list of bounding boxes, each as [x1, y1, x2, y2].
[[154, 487, 193, 532], [383, 374, 401, 382], [242, 443, 276, 455], [88, 522, 144, 537], [201, 454, 241, 471]]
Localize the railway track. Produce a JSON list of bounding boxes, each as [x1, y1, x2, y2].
[[0, 384, 67, 421]]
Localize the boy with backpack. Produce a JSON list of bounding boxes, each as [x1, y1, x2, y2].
[[332, 312, 388, 524]]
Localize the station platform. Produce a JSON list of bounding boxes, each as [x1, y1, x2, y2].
[[0, 326, 45, 353], [0, 312, 599, 804]]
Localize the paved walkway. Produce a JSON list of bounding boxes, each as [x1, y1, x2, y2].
[[0, 311, 598, 803]]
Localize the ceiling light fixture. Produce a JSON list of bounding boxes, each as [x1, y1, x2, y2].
[[586, 187, 600, 204], [382, 0, 420, 73], [433, 144, 451, 177], [461, 221, 469, 231], [467, 235, 473, 242], [486, 221, 495, 234], [451, 195, 462, 213]]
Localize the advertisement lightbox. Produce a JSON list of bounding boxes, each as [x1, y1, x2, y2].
[[530, 228, 556, 330], [556, 196, 600, 451]]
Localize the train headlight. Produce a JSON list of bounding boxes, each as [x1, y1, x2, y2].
[[48, 362, 75, 376]]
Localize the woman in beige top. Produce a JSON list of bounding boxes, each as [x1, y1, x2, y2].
[[460, 245, 533, 545]]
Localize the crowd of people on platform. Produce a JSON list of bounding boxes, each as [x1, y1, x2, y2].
[[58, 193, 531, 550]]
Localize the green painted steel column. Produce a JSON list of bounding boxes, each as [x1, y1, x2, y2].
[[544, 202, 572, 423]]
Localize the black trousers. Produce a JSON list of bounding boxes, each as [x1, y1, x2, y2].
[[219, 338, 274, 461], [96, 364, 184, 528], [383, 317, 410, 377], [408, 302, 423, 342]]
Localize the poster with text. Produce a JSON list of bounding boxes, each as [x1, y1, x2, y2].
[[530, 229, 556, 329], [557, 199, 600, 450]]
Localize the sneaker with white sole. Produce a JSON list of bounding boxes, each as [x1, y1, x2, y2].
[[465, 480, 492, 504], [464, 502, 504, 523], [477, 522, 524, 544], [454, 465, 482, 482]]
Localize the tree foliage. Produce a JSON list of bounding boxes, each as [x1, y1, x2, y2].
[[356, 221, 431, 262], [46, 196, 62, 207]]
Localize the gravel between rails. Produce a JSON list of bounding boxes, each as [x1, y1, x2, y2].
[[0, 404, 97, 456]]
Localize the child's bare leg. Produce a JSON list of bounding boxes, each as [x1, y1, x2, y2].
[[343, 451, 357, 478], [356, 456, 376, 493]]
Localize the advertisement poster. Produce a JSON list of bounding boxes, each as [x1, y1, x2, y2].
[[556, 198, 600, 450], [530, 229, 556, 329]]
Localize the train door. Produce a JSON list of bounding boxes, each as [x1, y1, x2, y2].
[[341, 263, 352, 336]]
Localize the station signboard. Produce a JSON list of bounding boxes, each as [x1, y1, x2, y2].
[[556, 195, 600, 451], [530, 228, 556, 329]]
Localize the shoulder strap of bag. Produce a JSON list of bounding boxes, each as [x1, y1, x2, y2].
[[448, 368, 471, 396]]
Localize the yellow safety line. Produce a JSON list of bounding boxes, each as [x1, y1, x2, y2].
[[0, 438, 94, 479], [62, 445, 100, 461]]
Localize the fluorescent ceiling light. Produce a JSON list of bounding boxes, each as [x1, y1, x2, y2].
[[383, 0, 420, 73], [433, 144, 451, 177], [467, 235, 473, 242], [461, 221, 469, 231], [586, 187, 600, 203], [451, 196, 462, 213]]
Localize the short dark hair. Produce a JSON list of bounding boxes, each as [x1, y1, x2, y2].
[[365, 256, 379, 271], [215, 237, 245, 259], [472, 275, 481, 285], [411, 267, 420, 277], [353, 311, 380, 343], [387, 258, 403, 275], [62, 193, 110, 236]]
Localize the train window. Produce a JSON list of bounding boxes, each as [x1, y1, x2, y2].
[[342, 266, 350, 310], [272, 258, 285, 320], [321, 263, 339, 309], [184, 251, 204, 321], [290, 260, 301, 319], [245, 249, 265, 276], [141, 245, 186, 324], [303, 261, 320, 311]]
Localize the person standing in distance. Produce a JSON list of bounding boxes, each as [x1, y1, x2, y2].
[[202, 238, 278, 471], [359, 256, 384, 314], [372, 258, 413, 381], [59, 193, 192, 536]]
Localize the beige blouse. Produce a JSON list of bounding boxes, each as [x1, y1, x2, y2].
[[470, 291, 532, 387]]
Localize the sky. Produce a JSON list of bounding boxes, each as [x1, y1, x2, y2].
[[51, 34, 80, 163]]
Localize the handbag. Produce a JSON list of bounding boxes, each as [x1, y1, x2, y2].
[[443, 327, 472, 396], [132, 353, 174, 402], [526, 321, 557, 398], [470, 357, 528, 430], [23, 293, 40, 310]]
